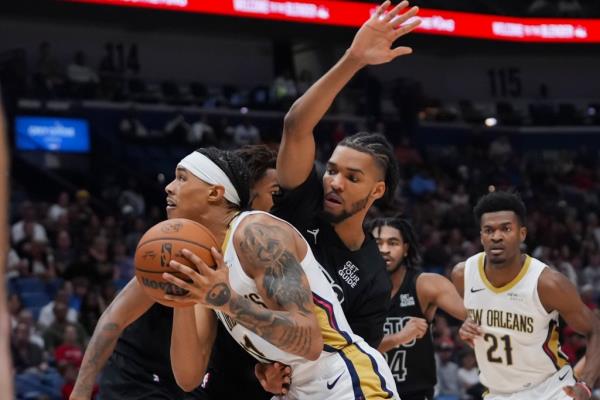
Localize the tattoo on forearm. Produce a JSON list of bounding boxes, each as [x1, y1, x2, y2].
[[72, 322, 119, 396], [206, 283, 231, 307], [229, 295, 313, 355], [229, 222, 315, 355]]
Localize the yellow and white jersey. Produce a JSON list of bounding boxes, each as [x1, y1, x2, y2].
[[464, 252, 570, 395], [215, 211, 398, 400]]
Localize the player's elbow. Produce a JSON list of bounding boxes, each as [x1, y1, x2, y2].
[[283, 102, 300, 137], [174, 371, 203, 393]]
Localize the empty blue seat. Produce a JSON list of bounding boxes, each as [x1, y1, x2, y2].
[[20, 292, 51, 309], [15, 277, 46, 294]]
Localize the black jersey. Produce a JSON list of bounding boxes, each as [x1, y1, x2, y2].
[[113, 303, 176, 383], [272, 167, 392, 348], [112, 304, 269, 400], [384, 269, 436, 396], [200, 323, 271, 400]]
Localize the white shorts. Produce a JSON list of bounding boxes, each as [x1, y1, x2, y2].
[[484, 366, 576, 400], [272, 342, 399, 400]]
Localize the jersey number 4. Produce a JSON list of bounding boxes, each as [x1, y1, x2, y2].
[[484, 333, 513, 365], [385, 350, 407, 382]]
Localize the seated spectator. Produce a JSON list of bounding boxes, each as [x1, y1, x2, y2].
[[38, 288, 78, 329], [54, 230, 76, 277], [233, 118, 261, 147], [42, 301, 88, 352], [17, 309, 45, 349], [436, 340, 461, 399], [11, 322, 45, 373], [164, 113, 191, 142], [457, 350, 482, 399], [78, 291, 104, 336], [112, 242, 134, 281], [189, 114, 217, 145], [13, 321, 64, 400], [119, 107, 148, 139], [12, 201, 48, 244], [54, 325, 83, 369], [47, 192, 70, 223]]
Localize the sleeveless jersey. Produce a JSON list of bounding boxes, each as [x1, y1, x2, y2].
[[383, 269, 436, 395], [215, 211, 397, 399], [464, 253, 570, 394]]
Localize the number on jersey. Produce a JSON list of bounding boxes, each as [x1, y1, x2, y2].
[[484, 333, 513, 365], [385, 350, 408, 382]]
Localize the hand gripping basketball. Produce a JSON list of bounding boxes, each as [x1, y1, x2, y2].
[[162, 247, 232, 309]]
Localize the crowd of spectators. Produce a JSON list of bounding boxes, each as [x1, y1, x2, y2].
[[6, 115, 600, 399]]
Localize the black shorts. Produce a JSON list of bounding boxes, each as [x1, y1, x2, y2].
[[98, 353, 208, 400], [399, 388, 435, 400]]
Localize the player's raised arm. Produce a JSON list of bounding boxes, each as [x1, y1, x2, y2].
[[277, 1, 420, 189], [538, 268, 600, 398], [70, 279, 154, 400]]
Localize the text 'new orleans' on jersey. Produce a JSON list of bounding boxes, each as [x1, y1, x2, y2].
[[464, 253, 569, 394]]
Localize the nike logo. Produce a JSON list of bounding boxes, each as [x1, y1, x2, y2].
[[558, 370, 569, 381], [470, 287, 485, 293], [327, 372, 344, 389]]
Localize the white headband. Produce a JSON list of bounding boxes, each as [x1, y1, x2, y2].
[[178, 151, 241, 206]]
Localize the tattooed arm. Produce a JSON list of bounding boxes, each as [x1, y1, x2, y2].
[[230, 214, 322, 360], [164, 214, 323, 361], [70, 279, 154, 400]]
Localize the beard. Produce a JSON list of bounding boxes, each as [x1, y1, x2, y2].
[[320, 194, 370, 224]]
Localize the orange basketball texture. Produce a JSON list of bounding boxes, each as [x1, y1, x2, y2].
[[134, 218, 218, 308]]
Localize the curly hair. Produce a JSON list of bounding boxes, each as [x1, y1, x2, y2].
[[234, 145, 277, 187], [473, 190, 527, 226], [367, 216, 421, 269], [196, 147, 251, 210]]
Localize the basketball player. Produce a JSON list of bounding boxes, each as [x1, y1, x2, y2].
[[272, 0, 421, 349], [163, 148, 399, 399], [453, 191, 600, 400], [369, 217, 466, 400], [71, 146, 279, 400], [0, 101, 14, 399]]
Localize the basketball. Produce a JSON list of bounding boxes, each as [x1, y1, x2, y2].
[[134, 218, 219, 307]]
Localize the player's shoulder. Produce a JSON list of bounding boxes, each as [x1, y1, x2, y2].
[[451, 261, 467, 277], [234, 211, 294, 237], [538, 264, 573, 292]]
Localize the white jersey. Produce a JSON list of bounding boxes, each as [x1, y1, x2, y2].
[[215, 211, 398, 400], [464, 253, 570, 395]]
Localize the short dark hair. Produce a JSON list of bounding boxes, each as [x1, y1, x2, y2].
[[234, 145, 277, 187], [196, 147, 250, 210], [367, 216, 421, 269], [473, 191, 527, 226], [337, 132, 399, 205]]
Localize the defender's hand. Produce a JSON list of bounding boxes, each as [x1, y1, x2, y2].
[[348, 0, 421, 67], [459, 318, 483, 348]]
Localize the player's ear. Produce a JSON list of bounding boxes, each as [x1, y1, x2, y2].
[[519, 225, 527, 242], [207, 185, 226, 204], [371, 181, 386, 201]]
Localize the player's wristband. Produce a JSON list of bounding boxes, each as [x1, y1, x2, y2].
[[576, 381, 592, 399]]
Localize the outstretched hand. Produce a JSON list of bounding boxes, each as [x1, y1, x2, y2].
[[348, 0, 421, 67], [163, 247, 232, 310]]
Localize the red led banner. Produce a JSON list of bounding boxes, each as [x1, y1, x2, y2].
[[67, 0, 600, 43]]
